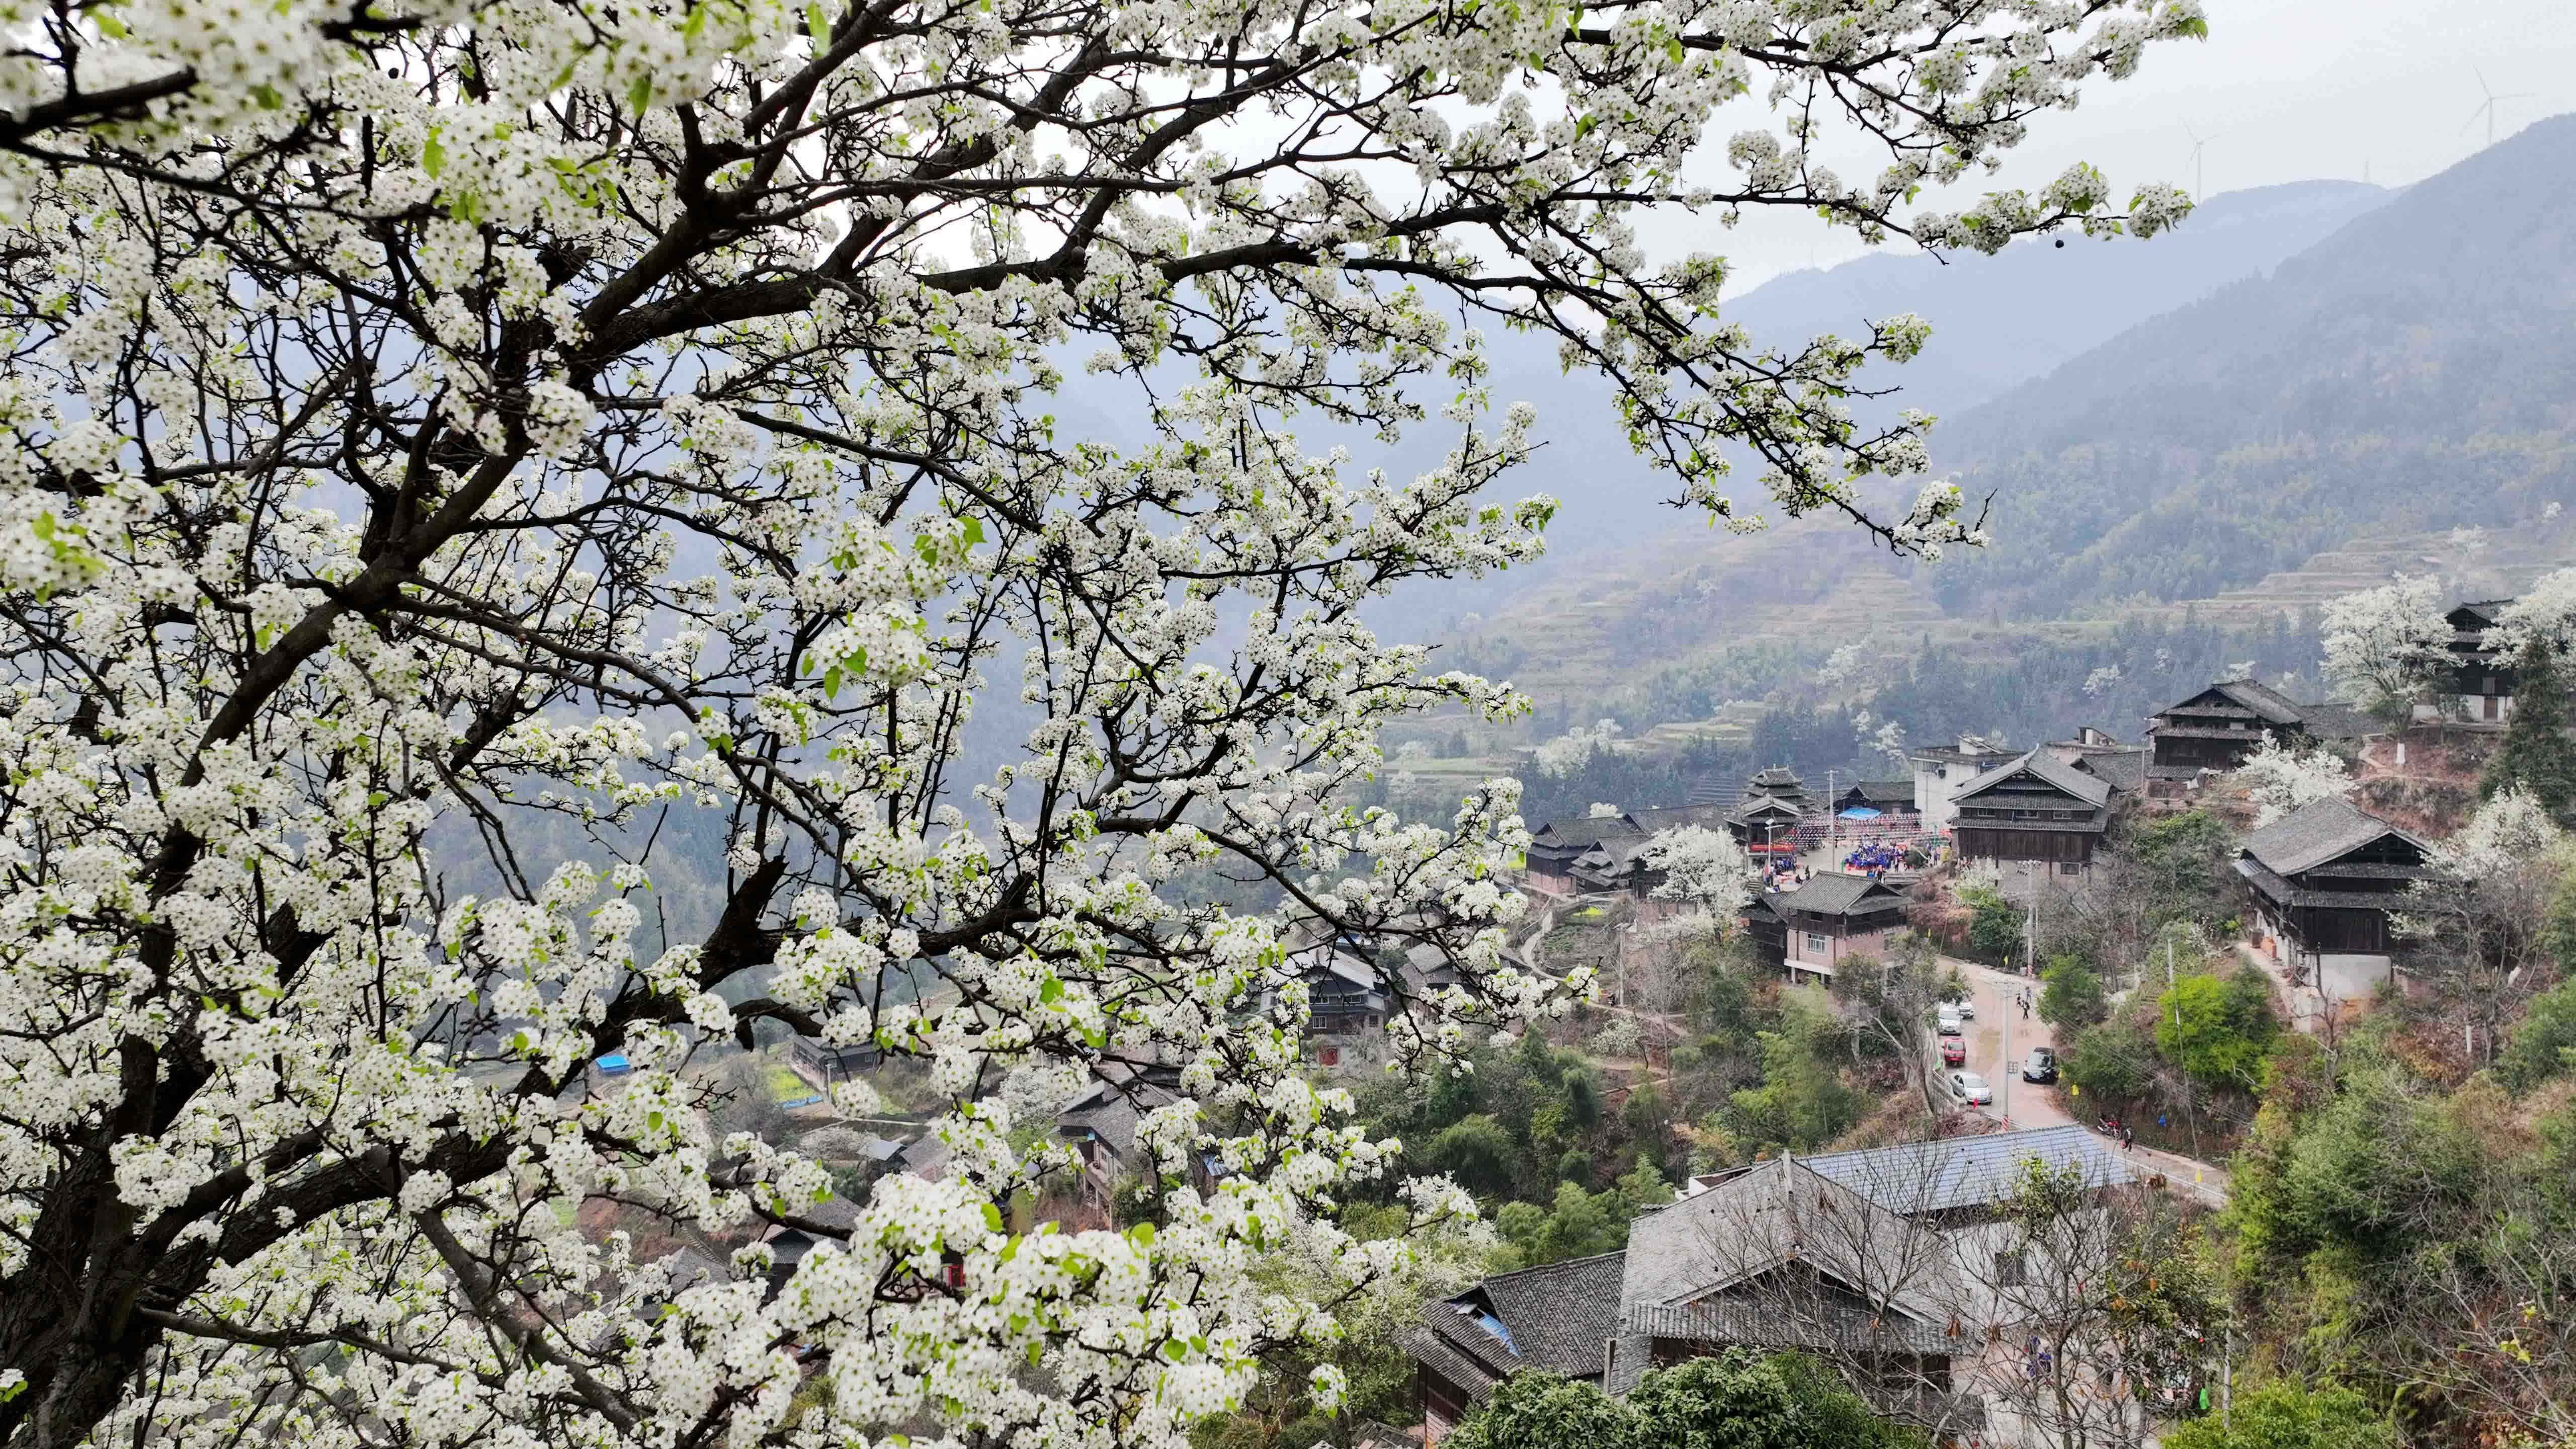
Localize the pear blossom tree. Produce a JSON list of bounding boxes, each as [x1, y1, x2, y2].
[[1869, 718, 1911, 773], [2495, 566, 2576, 656], [2395, 787, 2571, 1066], [0, 0, 2207, 1443], [2228, 734, 2356, 827], [1535, 719, 1626, 779], [2319, 575, 2453, 726], [1639, 824, 1752, 923]]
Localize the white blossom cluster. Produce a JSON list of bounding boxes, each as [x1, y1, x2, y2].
[[0, 0, 2195, 1442], [2320, 573, 2454, 719], [2230, 734, 2358, 827], [2495, 565, 2576, 658], [1638, 825, 1752, 919]]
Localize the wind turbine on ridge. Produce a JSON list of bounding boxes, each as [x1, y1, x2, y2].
[[2464, 68, 2535, 148], [2183, 123, 2222, 201]]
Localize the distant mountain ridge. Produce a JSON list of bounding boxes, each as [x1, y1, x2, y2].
[[1717, 178, 2393, 426], [1430, 118, 2576, 731], [1467, 176, 2395, 568], [1924, 113, 2576, 621]]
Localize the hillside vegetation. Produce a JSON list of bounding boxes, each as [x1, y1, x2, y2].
[[1435, 119, 2576, 741]]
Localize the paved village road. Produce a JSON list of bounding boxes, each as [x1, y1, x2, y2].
[[1949, 958, 2064, 1132], [1943, 957, 2233, 1208]]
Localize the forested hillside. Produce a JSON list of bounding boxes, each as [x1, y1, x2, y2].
[[1434, 119, 2576, 748], [1931, 114, 2576, 621]]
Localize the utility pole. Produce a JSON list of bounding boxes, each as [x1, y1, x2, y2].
[[2025, 871, 2038, 977], [1826, 768, 1838, 862]]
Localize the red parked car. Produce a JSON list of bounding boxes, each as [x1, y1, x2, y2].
[[1940, 1037, 1966, 1067]]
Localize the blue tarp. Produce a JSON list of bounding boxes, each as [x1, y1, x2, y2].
[[1837, 807, 1883, 820], [597, 1053, 631, 1072]]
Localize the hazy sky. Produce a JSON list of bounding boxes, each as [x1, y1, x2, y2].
[[1688, 0, 2576, 292]]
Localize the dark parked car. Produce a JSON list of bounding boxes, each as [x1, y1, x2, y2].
[[2022, 1047, 2058, 1083]]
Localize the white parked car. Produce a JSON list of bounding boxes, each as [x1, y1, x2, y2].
[[1936, 1004, 1964, 1036], [1953, 996, 1975, 1019], [1949, 1071, 1993, 1106]]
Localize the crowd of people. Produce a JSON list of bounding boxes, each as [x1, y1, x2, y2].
[[1840, 841, 1919, 877]]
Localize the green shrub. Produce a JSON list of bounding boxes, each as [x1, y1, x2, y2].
[[2162, 1381, 2397, 1449]]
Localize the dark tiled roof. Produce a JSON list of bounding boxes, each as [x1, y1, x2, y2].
[[1762, 872, 1904, 918], [1955, 749, 2114, 809], [890, 1135, 953, 1179], [1625, 804, 1731, 834], [1909, 743, 2020, 766], [655, 1247, 731, 1297], [1840, 780, 1917, 805], [1799, 1124, 2134, 1215], [1535, 804, 1726, 850], [1410, 1251, 1627, 1398], [1349, 1420, 1423, 1449], [1472, 1250, 1628, 1376], [2292, 701, 2377, 741], [2157, 678, 2301, 725], [1618, 1158, 1950, 1327], [1404, 1318, 1510, 1403], [1531, 817, 1645, 849], [1725, 795, 1805, 826], [2238, 796, 2426, 876], [2075, 748, 2148, 793], [2214, 678, 2306, 725]]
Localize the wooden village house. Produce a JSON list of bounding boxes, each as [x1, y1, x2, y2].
[[1404, 1127, 2136, 1444], [1949, 748, 2125, 890], [1720, 766, 1813, 859], [2234, 796, 2430, 993], [1525, 804, 1730, 902], [1744, 872, 1909, 984], [2426, 598, 2517, 727], [1829, 779, 1919, 822], [2143, 679, 2373, 798], [788, 1033, 882, 1091], [1274, 941, 1393, 1041]]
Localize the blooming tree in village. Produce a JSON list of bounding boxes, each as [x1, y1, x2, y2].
[[2319, 573, 2452, 726], [1638, 825, 1750, 922], [2231, 732, 2355, 828], [0, 0, 2203, 1441]]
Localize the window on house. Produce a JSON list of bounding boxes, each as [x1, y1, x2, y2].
[[1995, 1250, 2027, 1286], [1804, 933, 1830, 954], [2058, 862, 2082, 876]]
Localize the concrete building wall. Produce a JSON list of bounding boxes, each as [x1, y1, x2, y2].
[[1784, 924, 1898, 982]]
